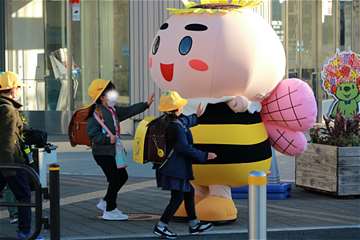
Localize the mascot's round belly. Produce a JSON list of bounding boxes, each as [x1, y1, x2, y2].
[[191, 102, 272, 187]]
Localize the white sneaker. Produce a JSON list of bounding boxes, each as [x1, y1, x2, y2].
[[102, 208, 128, 221], [96, 199, 106, 212], [113, 208, 125, 215]]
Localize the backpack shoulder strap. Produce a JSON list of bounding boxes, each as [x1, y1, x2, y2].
[[93, 112, 115, 138]]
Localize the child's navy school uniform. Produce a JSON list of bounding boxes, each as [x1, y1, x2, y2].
[[156, 114, 208, 192]]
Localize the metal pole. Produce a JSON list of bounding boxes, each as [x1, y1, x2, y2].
[[267, 148, 280, 184], [49, 164, 60, 240], [66, 0, 74, 111], [0, 0, 5, 71], [248, 171, 267, 240]]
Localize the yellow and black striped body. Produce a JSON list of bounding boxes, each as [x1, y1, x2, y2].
[[191, 102, 272, 187]]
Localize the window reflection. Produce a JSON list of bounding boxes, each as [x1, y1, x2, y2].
[[5, 0, 46, 111], [271, 0, 358, 120]]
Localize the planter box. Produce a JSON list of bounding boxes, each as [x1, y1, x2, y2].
[[296, 143, 360, 196]]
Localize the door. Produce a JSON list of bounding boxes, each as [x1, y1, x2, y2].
[[286, 0, 318, 83], [286, 0, 301, 79], [71, 0, 132, 133], [286, 0, 321, 120]]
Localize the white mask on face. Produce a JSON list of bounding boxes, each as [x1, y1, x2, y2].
[[105, 90, 119, 107]]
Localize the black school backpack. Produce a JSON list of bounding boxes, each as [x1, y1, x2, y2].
[[145, 115, 179, 165]]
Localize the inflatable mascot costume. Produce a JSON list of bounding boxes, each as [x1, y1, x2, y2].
[[134, 0, 317, 222]]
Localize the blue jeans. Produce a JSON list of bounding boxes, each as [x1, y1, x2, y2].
[[3, 186, 18, 217], [0, 170, 31, 232]]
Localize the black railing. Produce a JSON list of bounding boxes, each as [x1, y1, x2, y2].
[[0, 163, 60, 240], [0, 164, 44, 240]]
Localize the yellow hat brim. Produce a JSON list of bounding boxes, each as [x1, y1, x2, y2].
[[87, 80, 111, 107], [158, 98, 188, 112], [0, 85, 22, 91], [0, 73, 23, 90]]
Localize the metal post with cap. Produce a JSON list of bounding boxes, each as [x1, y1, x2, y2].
[[49, 164, 60, 240], [248, 170, 267, 240]]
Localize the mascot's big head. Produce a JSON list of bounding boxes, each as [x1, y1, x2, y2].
[[149, 0, 286, 101]]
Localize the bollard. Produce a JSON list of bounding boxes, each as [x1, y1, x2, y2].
[[267, 148, 280, 184], [248, 171, 267, 240], [49, 164, 60, 240]]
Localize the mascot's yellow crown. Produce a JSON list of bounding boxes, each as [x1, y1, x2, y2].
[[168, 0, 263, 14]]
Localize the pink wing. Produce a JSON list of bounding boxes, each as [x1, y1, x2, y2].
[[261, 78, 317, 131], [261, 78, 317, 156], [266, 123, 308, 156]]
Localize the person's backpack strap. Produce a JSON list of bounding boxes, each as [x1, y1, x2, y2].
[[158, 118, 185, 169], [158, 149, 174, 170], [93, 112, 115, 138]]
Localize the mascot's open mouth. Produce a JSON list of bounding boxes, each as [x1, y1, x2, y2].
[[160, 63, 174, 82]]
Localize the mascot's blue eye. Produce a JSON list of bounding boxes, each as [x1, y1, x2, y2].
[[179, 36, 192, 56], [152, 36, 160, 55]]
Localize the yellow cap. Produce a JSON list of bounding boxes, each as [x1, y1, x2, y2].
[[87, 79, 111, 104], [158, 91, 188, 112], [0, 71, 23, 91]]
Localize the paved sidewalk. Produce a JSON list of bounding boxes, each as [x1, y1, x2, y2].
[[0, 138, 359, 239], [1, 174, 359, 240]]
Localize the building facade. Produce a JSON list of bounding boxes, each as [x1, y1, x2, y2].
[[0, 0, 359, 134]]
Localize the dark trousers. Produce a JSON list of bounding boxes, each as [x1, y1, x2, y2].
[[160, 185, 196, 224], [94, 155, 128, 211], [0, 170, 31, 232]]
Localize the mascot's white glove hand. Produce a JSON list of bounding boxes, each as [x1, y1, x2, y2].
[[227, 96, 249, 113], [247, 101, 262, 114]]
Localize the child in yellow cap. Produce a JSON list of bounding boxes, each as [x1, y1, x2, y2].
[[87, 79, 154, 221], [153, 91, 216, 239]]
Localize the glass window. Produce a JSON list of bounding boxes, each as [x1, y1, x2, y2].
[[104, 0, 130, 106], [45, 0, 68, 111], [5, 0, 70, 111], [73, 0, 130, 109], [320, 0, 336, 102], [339, 0, 353, 51], [301, 0, 317, 82], [271, 0, 285, 46], [5, 0, 46, 111], [286, 0, 300, 78]]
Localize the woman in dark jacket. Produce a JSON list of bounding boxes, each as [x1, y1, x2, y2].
[[153, 91, 216, 239], [0, 71, 33, 239], [87, 79, 154, 221]]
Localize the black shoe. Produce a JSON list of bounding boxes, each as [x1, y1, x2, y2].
[[153, 224, 177, 239], [189, 222, 213, 234]]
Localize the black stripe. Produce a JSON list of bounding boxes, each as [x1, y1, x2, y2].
[[198, 102, 262, 125], [194, 139, 272, 164]]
